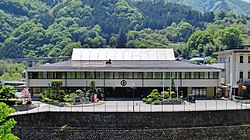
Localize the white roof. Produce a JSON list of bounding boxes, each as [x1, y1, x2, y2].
[[71, 48, 175, 61]]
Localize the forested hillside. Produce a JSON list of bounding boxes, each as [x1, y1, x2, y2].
[[0, 0, 249, 60], [166, 0, 250, 16], [0, 0, 217, 58]]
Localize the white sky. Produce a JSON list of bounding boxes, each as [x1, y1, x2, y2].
[[242, 0, 250, 3]]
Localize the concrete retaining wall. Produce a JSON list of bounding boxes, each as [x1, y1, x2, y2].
[[11, 110, 250, 139], [12, 110, 250, 129]]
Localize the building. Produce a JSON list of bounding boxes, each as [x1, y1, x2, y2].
[[215, 49, 250, 99], [26, 48, 221, 98]]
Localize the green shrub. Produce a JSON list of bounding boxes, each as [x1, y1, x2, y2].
[[15, 100, 23, 105], [63, 97, 73, 102], [142, 98, 147, 102], [235, 96, 246, 100], [146, 98, 153, 104], [42, 97, 54, 102], [76, 89, 83, 94], [70, 93, 78, 97], [161, 91, 169, 99], [58, 90, 66, 102], [0, 99, 16, 106], [147, 89, 161, 100], [170, 92, 177, 98], [26, 101, 32, 105], [153, 99, 161, 104]]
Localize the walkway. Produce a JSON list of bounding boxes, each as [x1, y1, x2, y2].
[[10, 99, 250, 116]]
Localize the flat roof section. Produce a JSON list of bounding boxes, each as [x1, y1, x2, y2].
[[71, 48, 175, 61], [214, 49, 250, 55]]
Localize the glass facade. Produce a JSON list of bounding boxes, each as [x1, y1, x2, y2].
[[192, 88, 207, 97], [28, 71, 220, 80]]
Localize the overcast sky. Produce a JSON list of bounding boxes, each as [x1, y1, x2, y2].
[[242, 0, 250, 3]]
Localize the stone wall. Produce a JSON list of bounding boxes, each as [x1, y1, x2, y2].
[[13, 126, 250, 140], [12, 110, 250, 129], [11, 110, 250, 139]]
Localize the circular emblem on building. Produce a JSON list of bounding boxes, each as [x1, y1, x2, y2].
[[120, 80, 127, 86]]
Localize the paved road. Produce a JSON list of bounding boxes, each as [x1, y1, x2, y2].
[[11, 99, 250, 116]]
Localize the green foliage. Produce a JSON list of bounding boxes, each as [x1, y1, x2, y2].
[[87, 81, 96, 95], [41, 97, 54, 102], [0, 99, 16, 106], [234, 96, 246, 100], [153, 99, 161, 104], [58, 90, 66, 102], [170, 92, 177, 98], [15, 101, 23, 106], [146, 98, 153, 104], [63, 96, 72, 102], [220, 27, 243, 49], [51, 80, 63, 97], [161, 91, 170, 99], [0, 102, 19, 140], [0, 85, 16, 100], [147, 89, 161, 101], [76, 89, 83, 94], [0, 60, 27, 81], [0, 0, 249, 60]]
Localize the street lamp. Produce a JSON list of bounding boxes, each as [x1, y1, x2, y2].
[[132, 83, 135, 112]]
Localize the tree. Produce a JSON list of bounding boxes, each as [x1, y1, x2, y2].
[[51, 80, 63, 98], [0, 102, 19, 140], [117, 27, 127, 48], [220, 27, 243, 50], [0, 85, 16, 101]]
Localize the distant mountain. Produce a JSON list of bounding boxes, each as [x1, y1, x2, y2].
[[166, 0, 250, 15]]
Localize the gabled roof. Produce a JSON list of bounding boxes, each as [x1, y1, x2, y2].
[[71, 48, 175, 61]]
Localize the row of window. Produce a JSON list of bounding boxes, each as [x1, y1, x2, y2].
[[28, 72, 219, 79], [192, 88, 207, 97], [240, 55, 250, 63], [239, 71, 250, 79]]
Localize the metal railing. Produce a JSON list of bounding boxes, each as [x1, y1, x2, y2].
[[11, 100, 250, 115]]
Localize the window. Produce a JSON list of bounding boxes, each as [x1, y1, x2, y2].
[[248, 72, 250, 79], [95, 72, 104, 79], [204, 72, 209, 79], [192, 88, 207, 97], [67, 72, 75, 79], [118, 72, 124, 79], [144, 72, 153, 79], [76, 72, 85, 79], [134, 72, 143, 79], [166, 72, 170, 79], [105, 72, 114, 79], [248, 56, 250, 63], [56, 72, 65, 79], [240, 56, 244, 63], [200, 72, 205, 79], [194, 72, 199, 79], [29, 72, 38, 79], [240, 71, 243, 79], [171, 72, 176, 79], [114, 72, 119, 79], [213, 72, 219, 79], [85, 72, 94, 79], [154, 72, 162, 79], [124, 72, 133, 79], [185, 72, 191, 79], [47, 72, 54, 79]]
